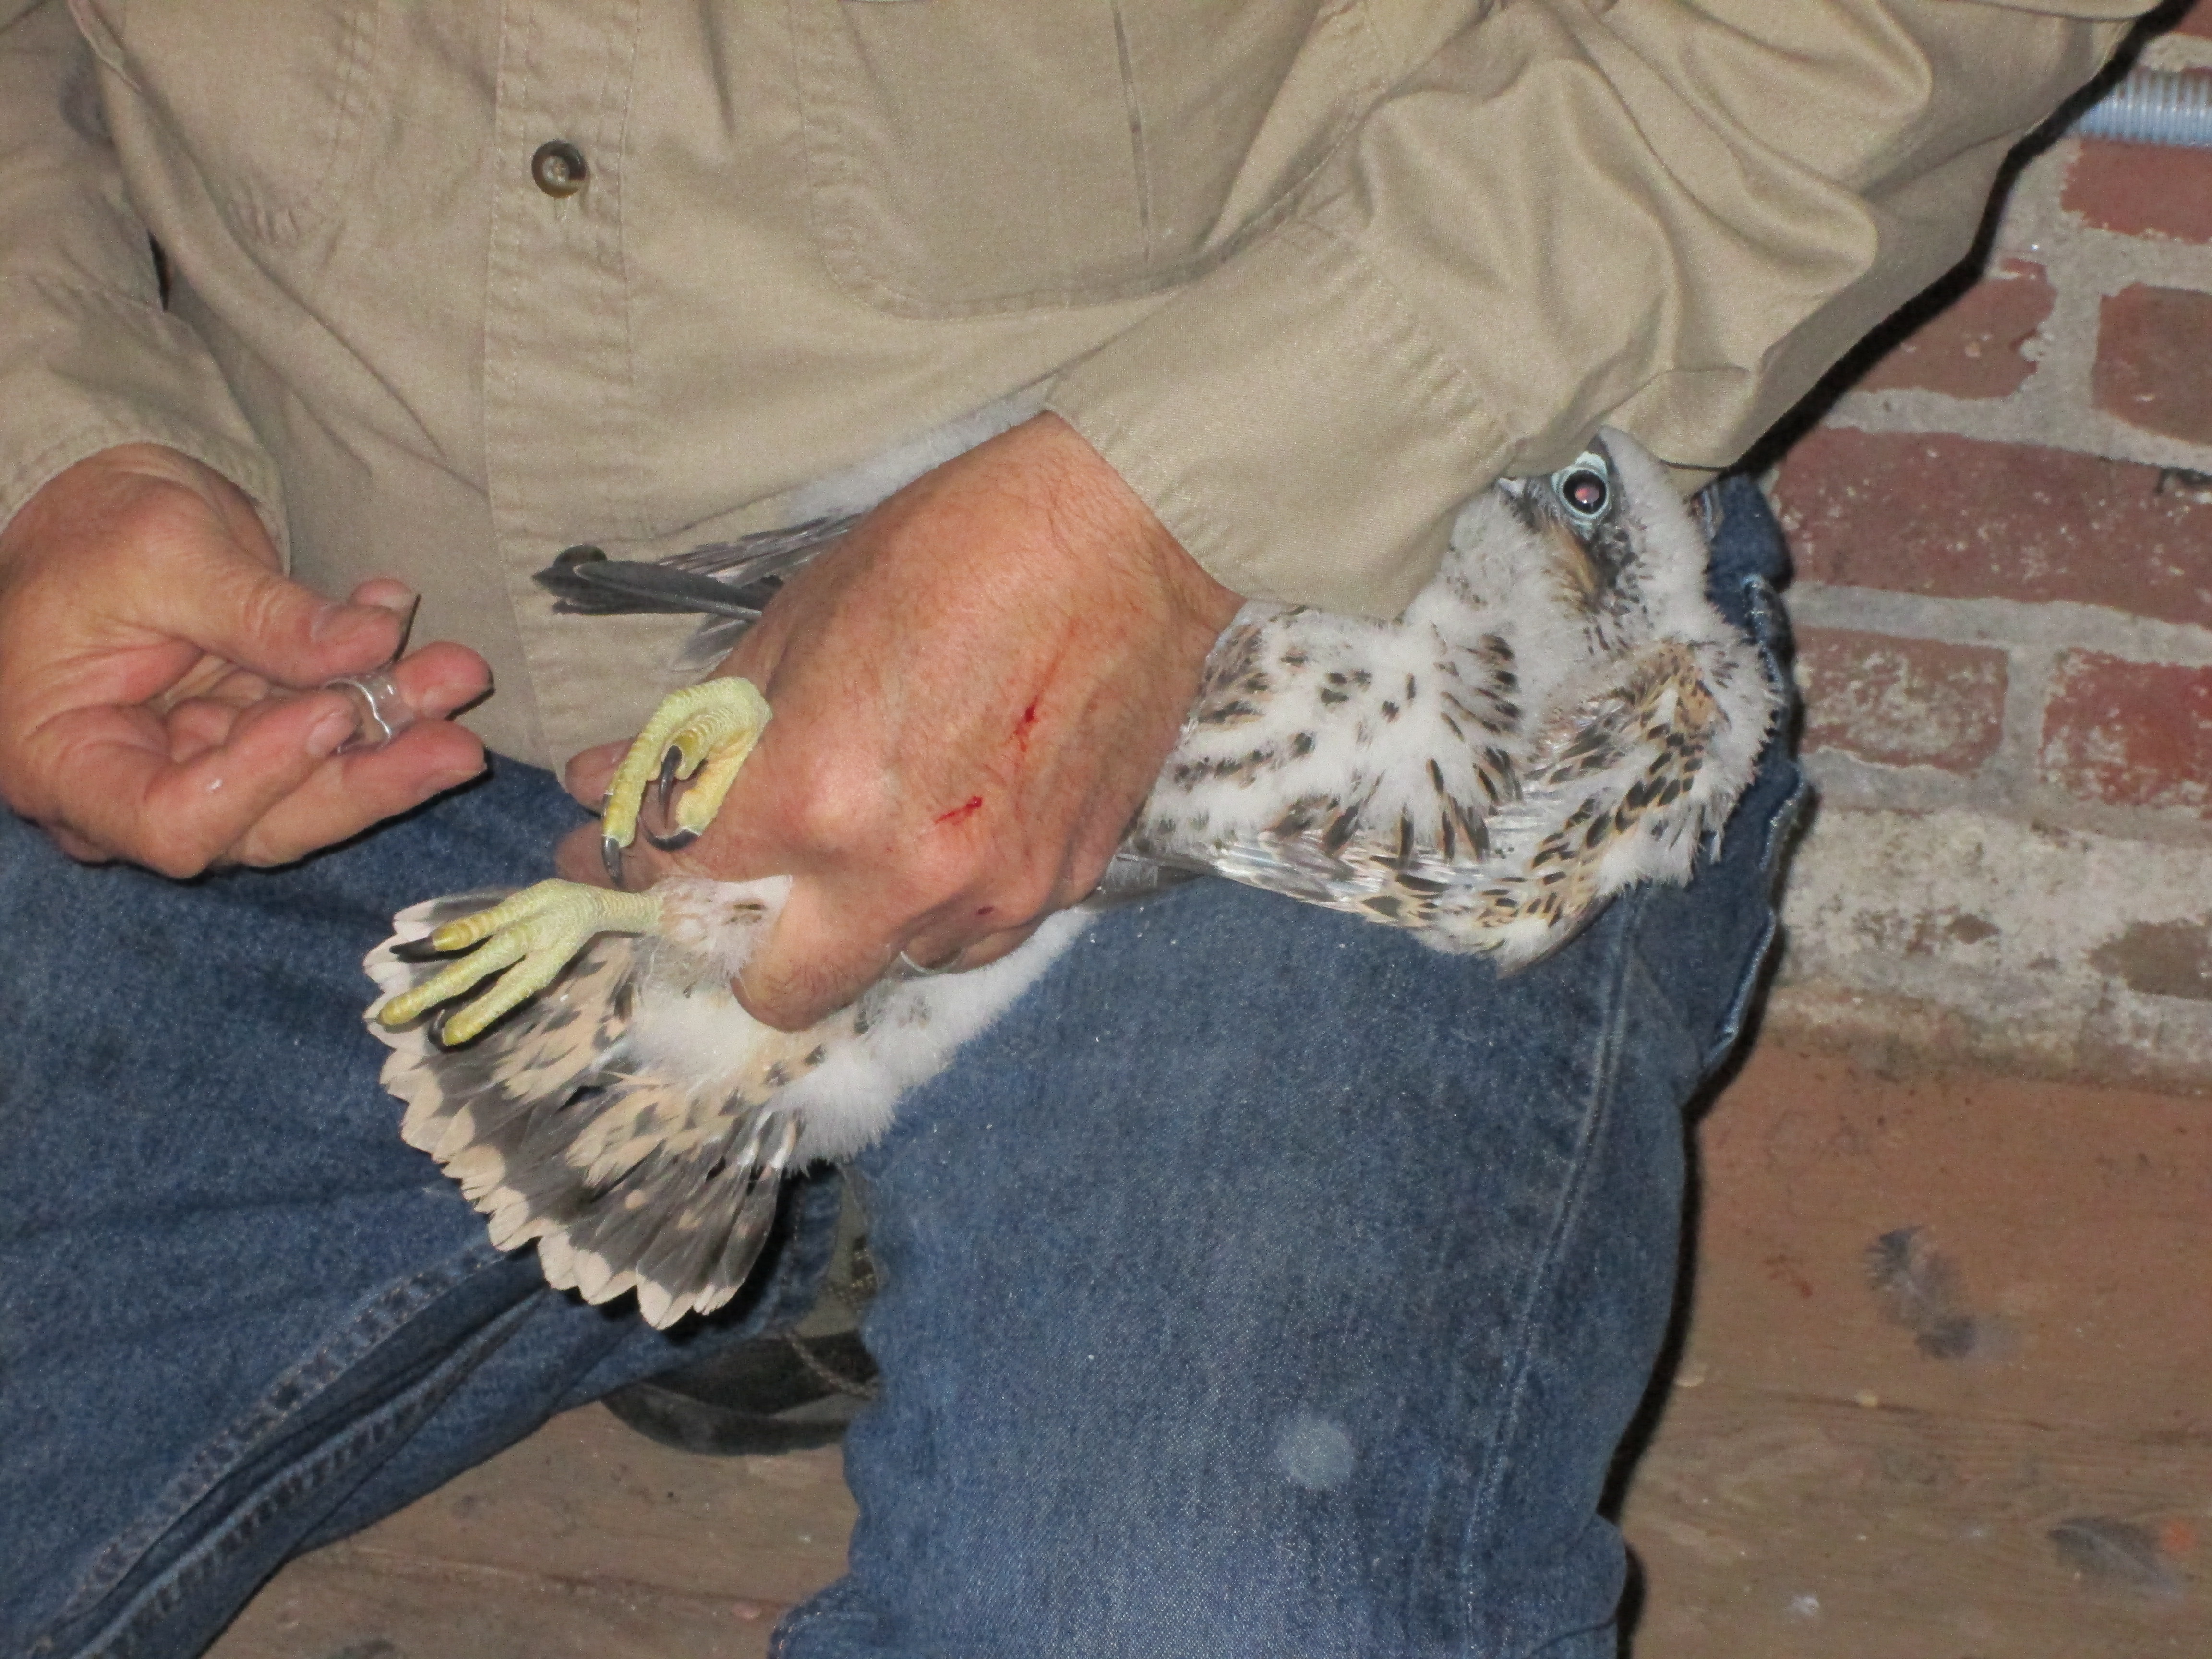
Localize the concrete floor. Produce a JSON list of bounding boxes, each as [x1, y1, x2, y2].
[[206, 1039, 2212, 1658]]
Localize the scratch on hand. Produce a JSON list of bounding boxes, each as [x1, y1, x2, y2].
[[934, 795, 984, 827]]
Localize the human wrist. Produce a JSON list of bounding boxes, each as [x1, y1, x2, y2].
[[0, 443, 225, 574], [1016, 413, 1243, 634]]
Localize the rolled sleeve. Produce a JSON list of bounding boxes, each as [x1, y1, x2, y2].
[[1050, 0, 2146, 616], [0, 0, 282, 540]]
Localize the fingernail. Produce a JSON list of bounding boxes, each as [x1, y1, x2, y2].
[[306, 705, 356, 757], [415, 674, 486, 721], [373, 590, 421, 659]]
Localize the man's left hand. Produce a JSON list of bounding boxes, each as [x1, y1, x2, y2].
[[557, 413, 1242, 1030]]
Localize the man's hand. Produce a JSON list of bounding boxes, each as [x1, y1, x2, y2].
[[559, 413, 1241, 1030], [0, 444, 492, 875]]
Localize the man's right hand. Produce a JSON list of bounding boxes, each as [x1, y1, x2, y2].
[[0, 444, 492, 876]]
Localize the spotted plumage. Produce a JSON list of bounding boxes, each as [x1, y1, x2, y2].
[[1126, 432, 1774, 965], [368, 422, 1778, 1326]]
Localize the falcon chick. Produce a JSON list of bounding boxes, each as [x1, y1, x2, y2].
[[365, 428, 1778, 1327]]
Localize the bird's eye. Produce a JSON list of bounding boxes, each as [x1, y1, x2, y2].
[[1557, 467, 1609, 520]]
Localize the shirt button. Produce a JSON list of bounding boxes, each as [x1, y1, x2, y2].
[[531, 140, 589, 199]]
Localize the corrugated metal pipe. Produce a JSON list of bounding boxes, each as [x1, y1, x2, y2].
[[2073, 67, 2212, 149]]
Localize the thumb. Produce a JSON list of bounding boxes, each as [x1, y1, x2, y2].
[[734, 879, 900, 1032], [161, 543, 408, 689]]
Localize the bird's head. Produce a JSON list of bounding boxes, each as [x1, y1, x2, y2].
[[1500, 436, 1640, 618]]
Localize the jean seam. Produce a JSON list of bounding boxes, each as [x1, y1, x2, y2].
[[769, 1582, 840, 1655], [36, 1240, 520, 1648], [62, 1298, 537, 1659], [1453, 890, 1646, 1647]]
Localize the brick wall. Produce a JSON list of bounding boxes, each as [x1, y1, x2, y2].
[[1759, 8, 2212, 1090]]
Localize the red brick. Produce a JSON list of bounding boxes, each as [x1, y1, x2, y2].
[[1855, 259, 2051, 400], [1797, 628, 2008, 772], [2039, 652, 2212, 817], [2064, 134, 2212, 245], [2094, 283, 2212, 445], [1773, 428, 2212, 630]]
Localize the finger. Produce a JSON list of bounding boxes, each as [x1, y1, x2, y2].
[[36, 688, 363, 876], [552, 787, 690, 891], [562, 739, 629, 809], [934, 920, 1045, 974], [385, 638, 491, 717], [897, 902, 1045, 975], [554, 819, 619, 889], [228, 719, 486, 866], [148, 652, 259, 716], [323, 639, 489, 748], [347, 577, 421, 626], [161, 553, 409, 691], [43, 824, 111, 864], [226, 643, 492, 865], [163, 696, 243, 764], [733, 879, 910, 1032]]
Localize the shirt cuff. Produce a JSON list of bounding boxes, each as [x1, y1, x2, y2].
[[0, 276, 287, 553], [1047, 220, 1510, 621]]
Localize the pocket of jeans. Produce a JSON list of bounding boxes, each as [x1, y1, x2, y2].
[[70, 0, 391, 243], [789, 0, 1382, 317]]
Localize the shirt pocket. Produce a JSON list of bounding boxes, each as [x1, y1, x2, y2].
[[790, 0, 1384, 317], [69, 0, 392, 243]]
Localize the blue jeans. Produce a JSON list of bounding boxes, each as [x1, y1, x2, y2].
[[0, 481, 1801, 1659]]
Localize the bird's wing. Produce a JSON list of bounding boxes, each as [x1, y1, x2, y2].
[[1431, 630, 1778, 963], [367, 894, 1087, 1327], [532, 515, 865, 674]]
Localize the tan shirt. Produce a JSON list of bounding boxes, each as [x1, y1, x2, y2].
[[0, 0, 2145, 769]]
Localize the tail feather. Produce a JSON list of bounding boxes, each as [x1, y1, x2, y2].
[[699, 1120, 801, 1316], [629, 1112, 800, 1322], [370, 911, 808, 1326], [368, 891, 1086, 1326]]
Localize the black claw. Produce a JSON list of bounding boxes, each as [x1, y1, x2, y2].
[[655, 746, 682, 818], [645, 825, 700, 852], [391, 935, 450, 962], [602, 835, 626, 886]]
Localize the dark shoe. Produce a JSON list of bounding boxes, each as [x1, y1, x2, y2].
[[604, 1184, 879, 1457]]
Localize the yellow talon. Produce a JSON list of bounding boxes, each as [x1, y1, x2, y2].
[[601, 678, 772, 879], [378, 880, 663, 1044]]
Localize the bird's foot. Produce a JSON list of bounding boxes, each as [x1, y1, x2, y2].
[[601, 678, 774, 882], [376, 880, 665, 1044]]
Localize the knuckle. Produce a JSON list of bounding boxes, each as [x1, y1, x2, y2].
[[108, 482, 233, 576], [779, 767, 878, 856], [745, 964, 849, 1033], [986, 859, 1060, 925], [231, 570, 304, 644], [899, 838, 978, 908]]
